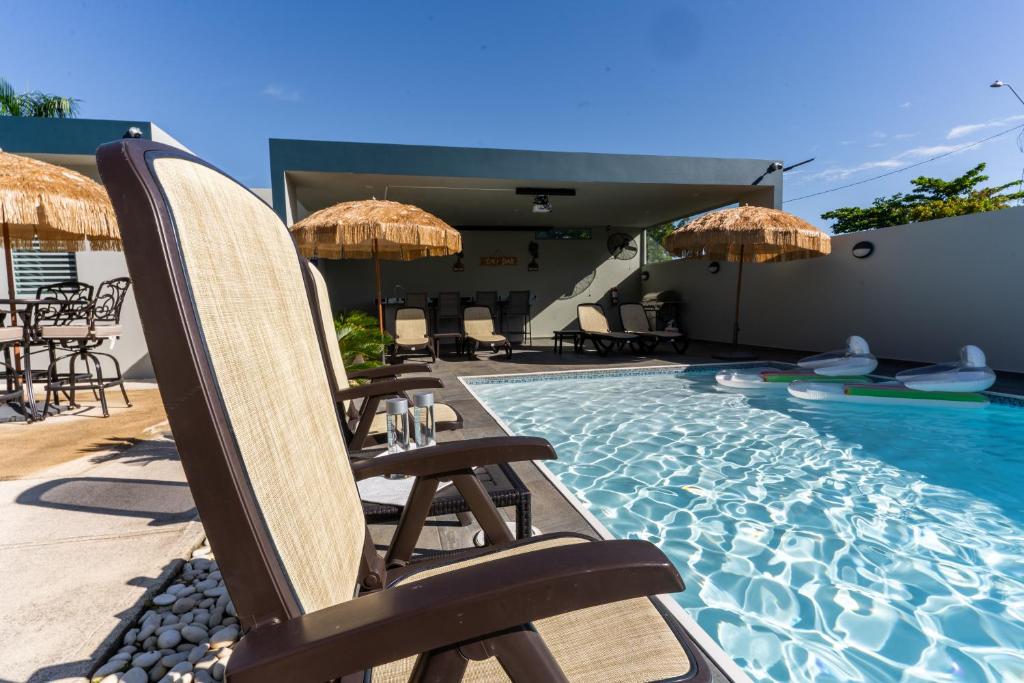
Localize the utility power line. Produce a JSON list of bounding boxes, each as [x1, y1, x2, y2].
[[784, 122, 1024, 204]]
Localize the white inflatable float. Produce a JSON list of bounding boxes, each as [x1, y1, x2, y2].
[[716, 336, 878, 389], [788, 345, 996, 408]]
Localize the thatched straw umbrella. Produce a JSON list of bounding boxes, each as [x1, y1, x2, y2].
[[663, 205, 830, 355], [0, 151, 119, 366], [290, 199, 462, 341]]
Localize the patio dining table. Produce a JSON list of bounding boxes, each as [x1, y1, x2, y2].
[[1, 298, 60, 420]]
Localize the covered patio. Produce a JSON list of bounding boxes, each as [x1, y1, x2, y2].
[[270, 139, 784, 341]]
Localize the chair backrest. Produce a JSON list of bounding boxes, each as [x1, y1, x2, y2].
[[474, 291, 498, 313], [578, 304, 611, 334], [98, 140, 369, 627], [395, 307, 428, 340], [404, 291, 428, 310], [619, 303, 651, 333], [504, 290, 530, 316], [34, 280, 93, 326], [436, 291, 461, 318], [463, 305, 495, 338], [92, 277, 132, 325]]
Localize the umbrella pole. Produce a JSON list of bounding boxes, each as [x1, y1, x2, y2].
[[3, 222, 23, 377], [731, 244, 745, 346], [374, 239, 386, 363], [712, 243, 756, 360]]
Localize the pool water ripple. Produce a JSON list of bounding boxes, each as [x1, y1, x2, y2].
[[468, 371, 1024, 683]]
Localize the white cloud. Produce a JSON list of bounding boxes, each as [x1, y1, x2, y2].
[[810, 142, 972, 182], [261, 84, 301, 102], [899, 101, 911, 109], [947, 114, 1024, 139]]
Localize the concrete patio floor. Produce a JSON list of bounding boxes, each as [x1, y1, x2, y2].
[[3, 339, 1022, 682]]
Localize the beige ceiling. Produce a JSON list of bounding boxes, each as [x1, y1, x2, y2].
[[288, 171, 767, 228]]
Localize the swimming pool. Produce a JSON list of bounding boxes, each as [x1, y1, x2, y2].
[[464, 367, 1024, 683]]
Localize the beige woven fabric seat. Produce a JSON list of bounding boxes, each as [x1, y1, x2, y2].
[[463, 306, 511, 358], [393, 307, 435, 362], [371, 536, 692, 682], [0, 326, 22, 343], [153, 156, 364, 612], [93, 324, 122, 338], [39, 324, 92, 339], [619, 304, 655, 335]]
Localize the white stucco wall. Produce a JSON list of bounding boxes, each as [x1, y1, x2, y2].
[[644, 206, 1024, 371], [322, 228, 643, 338]]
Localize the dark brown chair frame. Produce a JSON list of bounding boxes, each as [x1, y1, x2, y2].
[[98, 139, 703, 683], [619, 302, 690, 355], [577, 303, 640, 356]]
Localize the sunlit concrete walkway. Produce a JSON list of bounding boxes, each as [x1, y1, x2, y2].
[[0, 433, 202, 683]]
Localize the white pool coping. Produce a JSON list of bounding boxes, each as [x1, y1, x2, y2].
[[459, 363, 756, 683]]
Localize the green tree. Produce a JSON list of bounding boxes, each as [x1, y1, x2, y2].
[[822, 163, 1024, 233], [0, 77, 79, 118], [334, 310, 393, 373], [645, 220, 680, 263]]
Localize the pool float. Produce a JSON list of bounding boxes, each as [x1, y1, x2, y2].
[[788, 345, 996, 408], [716, 336, 878, 389]]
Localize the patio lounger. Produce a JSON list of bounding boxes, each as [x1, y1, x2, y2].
[[619, 302, 689, 354], [463, 305, 511, 359], [99, 139, 702, 682], [391, 306, 436, 363], [577, 303, 639, 356], [302, 261, 462, 451]]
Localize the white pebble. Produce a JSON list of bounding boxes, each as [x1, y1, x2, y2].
[[131, 651, 161, 669], [157, 629, 182, 649], [152, 593, 176, 606], [121, 667, 148, 683]]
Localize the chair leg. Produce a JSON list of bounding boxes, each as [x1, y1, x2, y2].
[[47, 342, 60, 406], [67, 352, 80, 408], [93, 350, 131, 407], [409, 645, 469, 683], [89, 353, 110, 417]]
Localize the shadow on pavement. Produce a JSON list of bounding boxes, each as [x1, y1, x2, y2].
[[16, 475, 196, 526]]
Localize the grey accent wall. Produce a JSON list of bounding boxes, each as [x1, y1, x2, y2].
[[643, 206, 1024, 371], [320, 229, 643, 338]]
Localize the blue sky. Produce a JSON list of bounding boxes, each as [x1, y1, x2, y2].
[[4, 1, 1023, 228]]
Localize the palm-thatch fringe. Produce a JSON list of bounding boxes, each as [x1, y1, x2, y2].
[[0, 152, 120, 251], [290, 199, 461, 261], [663, 206, 829, 263]]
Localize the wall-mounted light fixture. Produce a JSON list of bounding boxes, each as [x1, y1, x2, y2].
[[123, 126, 143, 139], [527, 241, 540, 271], [532, 194, 552, 214], [452, 252, 465, 272], [640, 270, 650, 281], [851, 241, 874, 259], [707, 261, 720, 274]]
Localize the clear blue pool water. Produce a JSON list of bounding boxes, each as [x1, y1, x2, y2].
[[466, 368, 1024, 683]]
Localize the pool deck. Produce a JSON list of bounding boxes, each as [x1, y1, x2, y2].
[[7, 340, 1021, 682]]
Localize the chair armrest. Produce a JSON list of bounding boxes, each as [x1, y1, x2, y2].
[[227, 539, 683, 682], [350, 436, 555, 480], [334, 376, 443, 402], [349, 363, 431, 380]]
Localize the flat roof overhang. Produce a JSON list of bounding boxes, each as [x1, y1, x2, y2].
[[270, 139, 783, 228], [0, 117, 190, 181]]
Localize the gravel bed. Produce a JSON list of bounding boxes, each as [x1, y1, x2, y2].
[[91, 542, 240, 683]]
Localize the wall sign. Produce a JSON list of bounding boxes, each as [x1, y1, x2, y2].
[[480, 256, 518, 267]]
